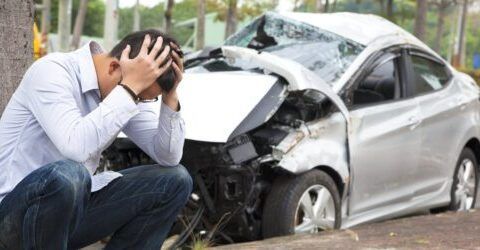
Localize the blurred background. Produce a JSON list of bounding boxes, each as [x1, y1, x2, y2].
[[32, 0, 480, 72]]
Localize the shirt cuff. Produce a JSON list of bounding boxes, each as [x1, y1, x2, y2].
[[160, 100, 182, 119], [103, 86, 140, 124]]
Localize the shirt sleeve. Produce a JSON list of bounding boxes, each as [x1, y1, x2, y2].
[[24, 59, 140, 163], [122, 100, 186, 167]]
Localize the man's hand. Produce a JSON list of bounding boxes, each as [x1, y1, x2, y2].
[[119, 35, 172, 95], [162, 42, 184, 111]]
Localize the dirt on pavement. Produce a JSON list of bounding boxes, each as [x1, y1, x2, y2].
[[213, 210, 480, 250]]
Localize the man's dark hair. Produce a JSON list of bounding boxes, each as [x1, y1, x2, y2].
[[109, 29, 182, 93]]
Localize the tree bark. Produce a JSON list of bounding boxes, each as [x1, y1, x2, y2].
[[414, 0, 428, 42], [433, 0, 449, 53], [0, 0, 34, 115], [70, 0, 88, 50], [164, 0, 175, 34], [224, 0, 238, 39], [195, 0, 205, 50]]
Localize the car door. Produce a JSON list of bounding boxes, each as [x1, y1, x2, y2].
[[346, 49, 423, 215], [406, 51, 464, 196]]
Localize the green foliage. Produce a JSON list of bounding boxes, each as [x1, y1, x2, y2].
[[34, 0, 105, 37], [33, 0, 480, 69]]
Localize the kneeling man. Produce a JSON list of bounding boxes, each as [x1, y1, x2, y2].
[[0, 30, 192, 249]]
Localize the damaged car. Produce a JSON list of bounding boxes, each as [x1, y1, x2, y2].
[[101, 11, 480, 246]]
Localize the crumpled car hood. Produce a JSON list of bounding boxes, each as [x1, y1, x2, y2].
[[176, 71, 279, 143]]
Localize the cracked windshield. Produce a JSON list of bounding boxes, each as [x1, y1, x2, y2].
[[224, 13, 365, 85]]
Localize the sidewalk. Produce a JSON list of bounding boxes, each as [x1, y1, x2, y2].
[[213, 210, 480, 250]]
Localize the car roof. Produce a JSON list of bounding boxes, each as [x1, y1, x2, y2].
[[276, 11, 419, 46]]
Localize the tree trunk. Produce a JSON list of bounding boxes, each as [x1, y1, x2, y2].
[[0, 0, 34, 115], [164, 0, 175, 34], [41, 0, 51, 36], [315, 0, 324, 12], [41, 0, 51, 52], [433, 0, 448, 53], [332, 0, 338, 12], [58, 0, 72, 52], [414, 0, 428, 41], [103, 0, 118, 51], [224, 0, 238, 39], [378, 0, 386, 14], [386, 0, 395, 22], [133, 0, 140, 31], [195, 0, 205, 50], [70, 0, 88, 50], [458, 0, 469, 67]]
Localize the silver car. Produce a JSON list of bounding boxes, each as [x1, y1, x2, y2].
[[106, 11, 480, 245]]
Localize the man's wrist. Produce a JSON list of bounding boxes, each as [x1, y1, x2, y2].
[[162, 91, 179, 111], [118, 83, 140, 104]]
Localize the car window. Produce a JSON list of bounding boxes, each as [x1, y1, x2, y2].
[[411, 55, 450, 95], [352, 58, 400, 106]]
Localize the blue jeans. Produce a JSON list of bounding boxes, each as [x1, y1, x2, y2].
[[0, 160, 193, 250]]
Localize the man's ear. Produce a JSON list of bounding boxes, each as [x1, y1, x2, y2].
[[108, 59, 121, 75]]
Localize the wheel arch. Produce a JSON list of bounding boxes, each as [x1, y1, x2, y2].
[[465, 137, 480, 167], [313, 165, 346, 198]]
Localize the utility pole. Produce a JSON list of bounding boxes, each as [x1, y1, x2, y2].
[[104, 0, 119, 50], [133, 0, 141, 31], [58, 0, 72, 52]]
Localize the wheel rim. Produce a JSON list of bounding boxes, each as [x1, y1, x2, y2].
[[294, 184, 336, 234], [454, 158, 477, 211]]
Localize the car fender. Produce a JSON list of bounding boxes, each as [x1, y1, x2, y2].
[[273, 112, 350, 185]]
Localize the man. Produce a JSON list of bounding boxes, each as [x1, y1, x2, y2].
[[0, 29, 192, 249]]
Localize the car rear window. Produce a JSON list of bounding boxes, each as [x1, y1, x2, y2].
[[411, 55, 451, 95]]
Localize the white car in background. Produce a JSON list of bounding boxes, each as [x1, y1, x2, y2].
[[104, 11, 480, 246]]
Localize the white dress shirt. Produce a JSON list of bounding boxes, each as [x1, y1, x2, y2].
[[0, 41, 185, 203]]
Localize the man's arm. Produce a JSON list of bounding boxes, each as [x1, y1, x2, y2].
[[122, 46, 186, 166], [122, 101, 185, 166], [25, 60, 139, 163]]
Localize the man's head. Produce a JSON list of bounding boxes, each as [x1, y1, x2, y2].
[[96, 29, 182, 100]]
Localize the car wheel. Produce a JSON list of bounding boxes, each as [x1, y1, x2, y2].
[[450, 148, 478, 211], [262, 170, 341, 238]]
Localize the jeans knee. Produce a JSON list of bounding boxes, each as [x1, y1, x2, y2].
[[44, 160, 91, 201], [169, 164, 193, 200]]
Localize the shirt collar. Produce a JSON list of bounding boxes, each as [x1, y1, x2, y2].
[[77, 41, 104, 95]]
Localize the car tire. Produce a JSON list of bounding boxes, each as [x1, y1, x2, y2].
[[449, 147, 479, 211], [262, 170, 341, 238]]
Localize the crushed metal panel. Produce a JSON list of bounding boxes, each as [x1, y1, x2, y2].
[[228, 81, 287, 140], [221, 46, 350, 121], [274, 112, 349, 181]]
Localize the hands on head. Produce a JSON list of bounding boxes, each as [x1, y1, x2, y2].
[[118, 34, 184, 98]]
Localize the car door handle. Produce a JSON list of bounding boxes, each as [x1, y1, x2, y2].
[[408, 116, 421, 130]]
